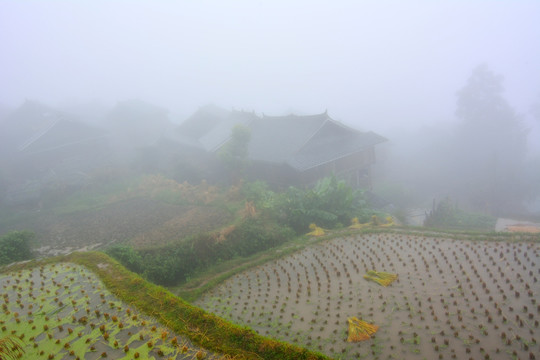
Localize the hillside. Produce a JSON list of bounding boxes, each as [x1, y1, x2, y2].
[[0, 175, 235, 256]]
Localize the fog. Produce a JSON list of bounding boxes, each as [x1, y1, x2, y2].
[[1, 2, 539, 135], [1, 1, 540, 216]]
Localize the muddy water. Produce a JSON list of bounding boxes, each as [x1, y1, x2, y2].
[[197, 233, 540, 359]]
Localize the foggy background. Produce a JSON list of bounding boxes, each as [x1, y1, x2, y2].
[[1, 1, 539, 147], [1, 1, 540, 218]]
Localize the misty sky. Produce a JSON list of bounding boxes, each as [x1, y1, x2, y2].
[[1, 1, 539, 146]]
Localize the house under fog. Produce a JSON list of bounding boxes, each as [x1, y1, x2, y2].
[[178, 106, 386, 188], [0, 101, 110, 203]]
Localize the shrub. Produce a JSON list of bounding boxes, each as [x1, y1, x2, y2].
[[220, 218, 295, 257], [424, 197, 496, 231], [108, 219, 294, 287], [275, 175, 371, 233], [0, 231, 34, 266], [106, 245, 144, 273], [241, 180, 276, 210]]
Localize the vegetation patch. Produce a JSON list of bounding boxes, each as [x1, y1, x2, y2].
[[107, 217, 295, 286], [243, 177, 376, 234], [0, 231, 34, 266], [424, 197, 497, 231]]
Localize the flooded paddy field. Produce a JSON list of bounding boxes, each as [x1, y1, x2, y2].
[[197, 233, 540, 359], [1, 263, 222, 360]]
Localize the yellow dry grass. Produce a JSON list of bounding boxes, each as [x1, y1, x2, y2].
[[346, 317, 379, 342], [306, 223, 325, 236], [363, 270, 398, 286]]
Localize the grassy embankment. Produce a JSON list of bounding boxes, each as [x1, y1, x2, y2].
[[174, 225, 539, 302]]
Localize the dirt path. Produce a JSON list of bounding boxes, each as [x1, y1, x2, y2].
[[496, 218, 540, 233]]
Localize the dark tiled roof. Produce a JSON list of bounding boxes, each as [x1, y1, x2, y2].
[[20, 119, 107, 154], [177, 105, 229, 140], [199, 111, 256, 152], [248, 113, 386, 170], [0, 100, 59, 152], [177, 106, 386, 171], [248, 113, 328, 163], [177, 105, 258, 151], [288, 121, 387, 170], [0, 100, 107, 155]]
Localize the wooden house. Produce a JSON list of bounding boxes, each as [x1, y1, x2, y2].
[[178, 106, 386, 188], [0, 101, 110, 202]]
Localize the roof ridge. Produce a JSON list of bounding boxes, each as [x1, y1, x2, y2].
[[261, 110, 328, 119], [17, 117, 60, 152]]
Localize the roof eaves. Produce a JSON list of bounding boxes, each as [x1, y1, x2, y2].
[[286, 147, 364, 172], [287, 131, 387, 171]]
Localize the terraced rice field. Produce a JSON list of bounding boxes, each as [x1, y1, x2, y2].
[[0, 263, 222, 359], [197, 233, 540, 359]]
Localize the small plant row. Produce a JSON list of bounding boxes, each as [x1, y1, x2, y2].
[[0, 262, 219, 360], [197, 232, 540, 359], [2, 251, 330, 360]]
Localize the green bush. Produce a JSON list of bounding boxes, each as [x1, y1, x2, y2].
[[275, 175, 372, 233], [241, 180, 276, 210], [221, 218, 295, 257], [424, 197, 496, 231], [108, 218, 295, 286], [108, 176, 375, 286], [106, 245, 144, 273], [0, 231, 34, 266]]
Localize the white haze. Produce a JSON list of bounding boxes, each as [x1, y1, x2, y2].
[[1, 1, 539, 152]]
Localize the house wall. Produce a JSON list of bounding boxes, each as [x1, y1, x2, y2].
[[246, 147, 376, 189], [300, 148, 375, 188], [246, 162, 302, 189]]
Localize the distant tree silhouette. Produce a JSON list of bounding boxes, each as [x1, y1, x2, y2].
[[218, 124, 251, 185], [452, 64, 528, 214]]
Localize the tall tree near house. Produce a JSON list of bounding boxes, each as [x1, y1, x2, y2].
[[452, 64, 528, 214], [218, 124, 251, 185]]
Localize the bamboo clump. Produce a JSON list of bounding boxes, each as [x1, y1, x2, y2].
[[363, 270, 398, 287], [347, 317, 379, 342]]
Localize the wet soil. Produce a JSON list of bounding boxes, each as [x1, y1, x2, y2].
[[197, 233, 540, 360]]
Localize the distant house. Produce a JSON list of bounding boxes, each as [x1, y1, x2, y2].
[[107, 99, 173, 152], [178, 106, 386, 188], [0, 101, 110, 202]]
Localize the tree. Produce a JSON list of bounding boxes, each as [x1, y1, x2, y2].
[[452, 64, 529, 214], [218, 124, 251, 185]]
